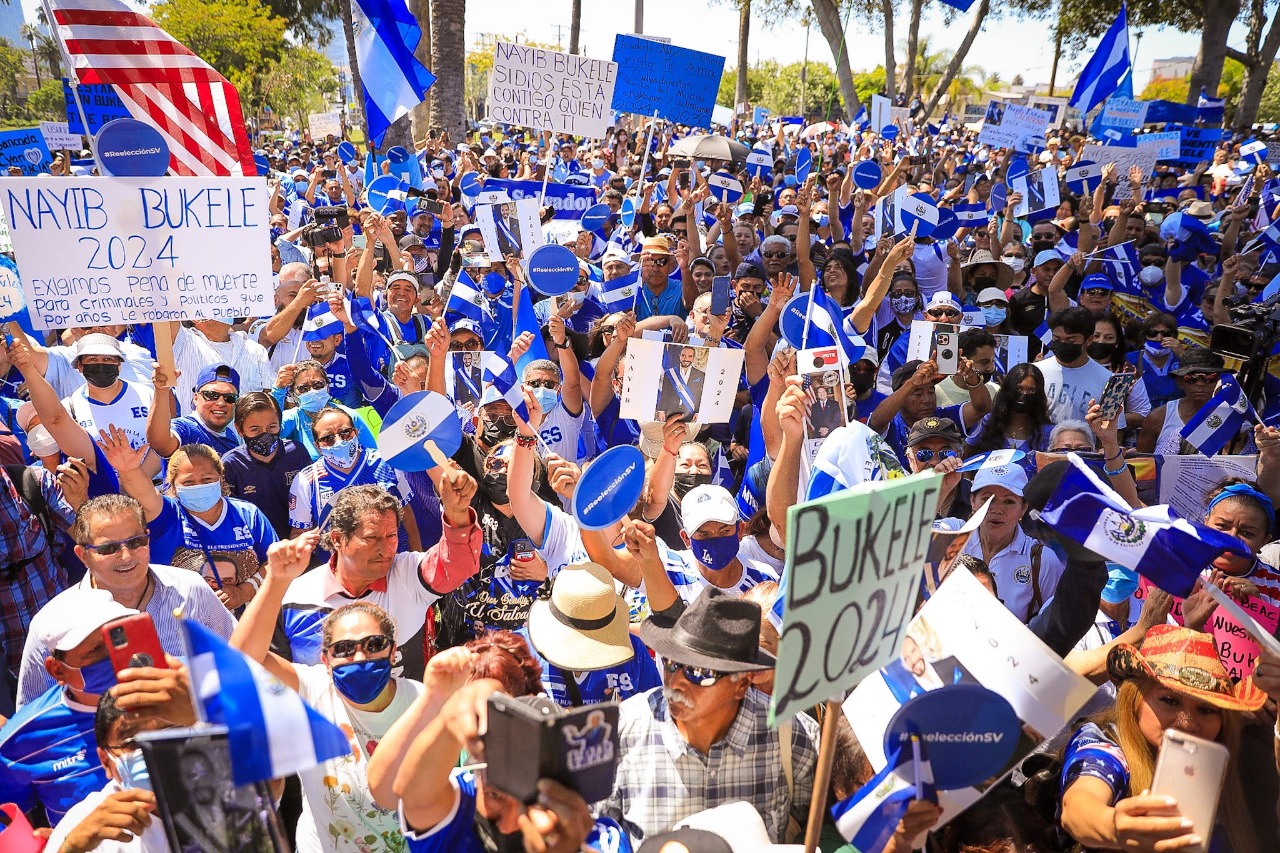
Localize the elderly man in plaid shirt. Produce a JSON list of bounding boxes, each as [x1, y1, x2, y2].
[[599, 589, 820, 844]]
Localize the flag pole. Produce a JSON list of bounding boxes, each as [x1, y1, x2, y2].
[[40, 0, 94, 156], [802, 699, 841, 853], [637, 111, 659, 193]]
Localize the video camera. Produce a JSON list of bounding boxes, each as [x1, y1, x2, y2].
[[1212, 291, 1280, 406]]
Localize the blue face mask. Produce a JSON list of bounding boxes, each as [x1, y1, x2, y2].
[[71, 656, 119, 696], [297, 388, 331, 413], [981, 306, 1007, 327], [320, 436, 361, 468], [816, 214, 830, 228], [783, 174, 798, 188], [176, 481, 223, 513], [293, 180, 308, 193], [690, 528, 740, 571], [114, 750, 151, 791], [483, 272, 507, 295], [331, 658, 392, 705], [531, 387, 559, 415]]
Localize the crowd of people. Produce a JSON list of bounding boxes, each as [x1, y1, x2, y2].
[[4, 96, 1280, 853]]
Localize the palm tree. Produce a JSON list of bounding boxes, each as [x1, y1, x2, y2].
[[38, 35, 61, 82], [569, 0, 582, 54], [427, 0, 465, 136], [19, 23, 40, 88]]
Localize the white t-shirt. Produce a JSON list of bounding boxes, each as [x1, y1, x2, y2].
[[536, 502, 591, 579], [912, 242, 951, 301], [46, 780, 169, 853], [62, 380, 155, 452], [293, 665, 424, 853], [1035, 355, 1113, 424], [45, 340, 156, 399], [173, 326, 273, 415], [538, 401, 591, 462]]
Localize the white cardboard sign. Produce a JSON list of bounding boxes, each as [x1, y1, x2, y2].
[[487, 41, 618, 139]]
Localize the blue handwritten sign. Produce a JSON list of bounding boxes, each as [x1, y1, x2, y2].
[[62, 79, 130, 137], [0, 129, 51, 176], [1174, 127, 1229, 168], [610, 35, 725, 127], [483, 179, 597, 219]]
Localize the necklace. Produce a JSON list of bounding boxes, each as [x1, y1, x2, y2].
[[90, 571, 152, 611]]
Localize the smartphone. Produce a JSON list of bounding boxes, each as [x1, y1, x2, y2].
[[103, 613, 169, 673], [419, 198, 446, 216], [710, 276, 732, 316], [484, 694, 621, 804], [1098, 372, 1136, 422], [510, 537, 535, 562], [321, 168, 335, 179], [931, 324, 960, 375], [1151, 729, 1229, 853]]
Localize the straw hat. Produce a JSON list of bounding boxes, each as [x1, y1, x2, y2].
[[1107, 624, 1266, 712], [527, 563, 634, 672]]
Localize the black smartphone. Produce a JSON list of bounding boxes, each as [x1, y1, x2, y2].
[[710, 276, 732, 316], [510, 537, 535, 562], [484, 694, 620, 805], [321, 168, 335, 179], [419, 198, 446, 216]]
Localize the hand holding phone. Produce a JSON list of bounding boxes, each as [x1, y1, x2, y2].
[[103, 613, 170, 674], [710, 276, 732, 316], [1149, 728, 1228, 853]]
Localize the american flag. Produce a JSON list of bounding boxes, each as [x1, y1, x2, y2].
[[51, 0, 255, 177]]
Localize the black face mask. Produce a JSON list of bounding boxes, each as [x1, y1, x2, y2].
[[244, 432, 280, 457], [673, 472, 713, 500], [1031, 238, 1056, 253], [850, 370, 875, 395], [481, 471, 509, 505], [1009, 392, 1037, 412], [1087, 341, 1116, 361], [1050, 341, 1084, 364], [972, 275, 996, 290], [480, 419, 516, 447], [82, 363, 120, 388]]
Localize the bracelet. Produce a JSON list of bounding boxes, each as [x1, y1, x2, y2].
[[515, 434, 538, 449], [1104, 449, 1123, 462], [964, 377, 982, 389], [1103, 461, 1128, 477], [663, 446, 677, 457], [554, 340, 571, 349]]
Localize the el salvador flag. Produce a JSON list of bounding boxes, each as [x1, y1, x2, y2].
[[1038, 455, 1253, 598], [795, 286, 867, 363], [349, 295, 397, 352], [1098, 242, 1140, 293], [1181, 374, 1258, 457], [601, 269, 640, 314], [483, 352, 530, 422], [446, 269, 486, 325], [352, 0, 438, 147], [302, 303, 344, 341], [1068, 3, 1132, 114], [953, 202, 989, 226], [183, 621, 351, 786], [832, 737, 936, 853]]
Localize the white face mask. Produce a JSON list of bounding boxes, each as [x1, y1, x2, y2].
[[1002, 256, 1025, 274], [1138, 265, 1164, 286], [592, 158, 605, 170], [26, 424, 59, 458]]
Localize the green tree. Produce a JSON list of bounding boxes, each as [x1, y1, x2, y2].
[[1257, 61, 1280, 123], [25, 79, 65, 121], [259, 46, 339, 129], [36, 35, 60, 83], [152, 0, 286, 96], [0, 38, 24, 112]]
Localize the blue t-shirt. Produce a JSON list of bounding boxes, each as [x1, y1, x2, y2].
[[153, 494, 278, 581], [221, 439, 313, 539], [0, 686, 105, 823], [172, 415, 241, 456], [526, 632, 661, 708], [321, 351, 363, 409], [634, 277, 684, 322]]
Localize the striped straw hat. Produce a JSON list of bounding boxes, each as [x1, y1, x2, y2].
[[1107, 624, 1266, 712]]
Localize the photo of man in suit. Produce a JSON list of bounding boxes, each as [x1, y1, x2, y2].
[[492, 202, 522, 258], [807, 381, 844, 438], [452, 351, 483, 409], [655, 345, 706, 421]]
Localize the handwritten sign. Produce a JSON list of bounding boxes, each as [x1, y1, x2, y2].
[[977, 102, 1051, 152], [488, 42, 618, 139], [610, 35, 724, 128], [0, 129, 51, 177], [1136, 578, 1280, 679], [1099, 98, 1150, 131], [2, 177, 273, 329], [308, 111, 342, 140], [1080, 145, 1159, 198], [39, 121, 81, 152], [1138, 131, 1181, 161], [63, 79, 130, 137], [1176, 127, 1229, 168], [770, 472, 939, 724]]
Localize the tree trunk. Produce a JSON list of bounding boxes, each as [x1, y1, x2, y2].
[[735, 0, 751, 111], [922, 0, 989, 120], [903, 0, 922, 99], [429, 0, 467, 138], [881, 0, 896, 101], [570, 0, 582, 53], [338, 0, 371, 145], [1234, 7, 1280, 128], [1186, 0, 1241, 105], [810, 0, 861, 121]]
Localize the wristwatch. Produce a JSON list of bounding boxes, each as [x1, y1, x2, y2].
[[554, 340, 571, 349]]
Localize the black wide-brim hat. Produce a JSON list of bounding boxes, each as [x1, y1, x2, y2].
[[638, 588, 776, 673]]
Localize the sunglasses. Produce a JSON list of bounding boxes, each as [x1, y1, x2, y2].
[[316, 426, 357, 447], [526, 379, 558, 390], [1145, 330, 1175, 339], [926, 309, 961, 319], [294, 380, 328, 393], [600, 325, 618, 335], [1082, 288, 1111, 297], [977, 300, 1006, 308], [645, 255, 671, 267], [1053, 444, 1093, 453], [762, 251, 789, 259], [889, 290, 916, 300], [913, 448, 957, 463], [485, 411, 517, 427], [325, 634, 391, 658], [199, 389, 238, 404], [663, 659, 727, 687], [80, 534, 149, 556], [449, 340, 483, 352], [1181, 372, 1219, 385]]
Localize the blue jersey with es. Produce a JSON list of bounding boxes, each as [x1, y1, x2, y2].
[[523, 631, 661, 709], [0, 686, 105, 824], [153, 494, 277, 571], [322, 350, 363, 409]]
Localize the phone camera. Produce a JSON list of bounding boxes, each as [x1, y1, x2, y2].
[[109, 626, 127, 646]]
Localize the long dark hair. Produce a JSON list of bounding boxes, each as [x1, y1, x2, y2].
[[1093, 313, 1129, 371], [969, 364, 1052, 455], [823, 249, 861, 308]]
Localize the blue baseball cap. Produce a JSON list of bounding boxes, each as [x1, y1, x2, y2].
[[1080, 272, 1114, 292], [195, 363, 240, 392]]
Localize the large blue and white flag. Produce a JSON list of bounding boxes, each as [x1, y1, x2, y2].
[[790, 287, 868, 364], [1038, 455, 1252, 598], [1068, 3, 1131, 115], [1096, 242, 1140, 293], [1198, 89, 1226, 124], [446, 269, 486, 326], [831, 737, 936, 853], [302, 303, 344, 341], [1181, 374, 1258, 457], [600, 269, 640, 314], [183, 621, 350, 786], [483, 352, 530, 422], [349, 294, 397, 353], [352, 0, 438, 147], [953, 202, 990, 226]]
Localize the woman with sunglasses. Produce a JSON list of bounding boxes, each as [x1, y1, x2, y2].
[[99, 429, 277, 614], [274, 359, 378, 461], [967, 364, 1056, 456], [1137, 349, 1235, 456], [1126, 313, 1184, 410]]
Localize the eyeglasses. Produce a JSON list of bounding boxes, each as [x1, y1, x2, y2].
[[926, 308, 961, 319], [484, 411, 517, 427], [889, 290, 916, 300], [1082, 288, 1111, 297], [644, 255, 671, 267], [1053, 444, 1093, 453], [199, 389, 238, 404], [600, 325, 618, 336], [80, 534, 149, 556], [526, 379, 558, 390], [1145, 330, 1175, 339], [449, 340, 483, 352], [762, 251, 789, 259], [663, 659, 726, 687], [294, 380, 328, 393], [315, 426, 357, 447], [977, 300, 1006, 308], [913, 448, 957, 463], [325, 634, 391, 658], [1181, 372, 1219, 385]]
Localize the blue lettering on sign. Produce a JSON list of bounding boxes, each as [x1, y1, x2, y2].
[[138, 187, 256, 229], [63, 79, 130, 136]]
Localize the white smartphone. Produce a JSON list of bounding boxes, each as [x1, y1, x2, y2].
[[1150, 728, 1229, 853]]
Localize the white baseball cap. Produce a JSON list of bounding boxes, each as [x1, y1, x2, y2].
[[74, 333, 124, 362], [680, 484, 740, 535], [972, 464, 1028, 498], [43, 588, 139, 653], [673, 801, 804, 851], [925, 291, 961, 314]]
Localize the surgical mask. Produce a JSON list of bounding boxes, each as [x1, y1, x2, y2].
[[331, 658, 392, 705], [890, 294, 917, 315], [480, 419, 516, 446], [1145, 339, 1166, 355], [531, 387, 559, 415], [1002, 257, 1025, 273], [293, 179, 308, 192], [623, 177, 633, 190], [1148, 213, 1165, 226], [592, 158, 605, 170], [26, 424, 59, 458], [783, 174, 798, 188], [1087, 342, 1116, 360], [482, 471, 509, 505], [244, 432, 280, 457], [1050, 341, 1084, 363], [176, 481, 223, 513], [673, 472, 712, 501], [68, 657, 118, 696], [981, 306, 1007, 326], [319, 436, 360, 468], [483, 272, 507, 294], [114, 750, 151, 791], [1138, 265, 1164, 287], [816, 214, 830, 228], [563, 290, 586, 306], [270, 226, 284, 242], [296, 388, 331, 413], [690, 529, 740, 571], [82, 363, 120, 388]]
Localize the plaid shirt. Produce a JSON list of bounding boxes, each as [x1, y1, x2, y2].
[[599, 686, 819, 844], [0, 466, 74, 687]]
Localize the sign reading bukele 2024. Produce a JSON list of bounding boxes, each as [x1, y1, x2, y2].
[[3, 177, 274, 330]]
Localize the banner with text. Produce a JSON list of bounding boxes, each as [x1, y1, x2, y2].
[[770, 472, 940, 724], [610, 35, 724, 128], [3, 177, 274, 329], [976, 102, 1050, 152], [482, 179, 597, 219], [63, 79, 131, 137], [1080, 144, 1159, 197], [488, 41, 618, 140], [0, 129, 52, 177], [1176, 127, 1230, 168], [1137, 131, 1181, 161], [1099, 98, 1150, 131], [308, 111, 342, 140]]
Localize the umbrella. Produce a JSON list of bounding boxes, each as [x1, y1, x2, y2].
[[801, 121, 838, 139], [667, 134, 750, 164]]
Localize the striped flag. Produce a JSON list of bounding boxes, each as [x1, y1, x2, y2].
[[1097, 242, 1140, 293], [446, 269, 486, 325], [831, 736, 936, 853], [483, 352, 530, 422], [183, 621, 350, 786], [50, 0, 255, 176], [1181, 374, 1258, 457], [952, 202, 989, 227], [601, 269, 640, 313], [1069, 3, 1132, 114], [302, 303, 344, 341]]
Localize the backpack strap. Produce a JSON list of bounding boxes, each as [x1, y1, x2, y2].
[[561, 672, 585, 708], [1, 465, 54, 580], [1027, 541, 1045, 620]]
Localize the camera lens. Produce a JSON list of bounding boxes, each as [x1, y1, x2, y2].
[[109, 626, 126, 645]]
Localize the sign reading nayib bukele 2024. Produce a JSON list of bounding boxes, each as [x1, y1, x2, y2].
[[2, 177, 273, 330]]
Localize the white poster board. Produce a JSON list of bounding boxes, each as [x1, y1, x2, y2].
[[1027, 97, 1069, 129], [2, 177, 274, 329], [977, 102, 1051, 152], [1012, 167, 1062, 217], [39, 121, 80, 151], [475, 198, 544, 263], [488, 41, 618, 139], [1080, 144, 1159, 199], [870, 94, 892, 133], [620, 335, 745, 425], [1158, 455, 1258, 523], [0, 205, 11, 254], [308, 111, 342, 139]]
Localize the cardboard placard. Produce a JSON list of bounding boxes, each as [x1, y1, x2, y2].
[[488, 41, 618, 139]]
